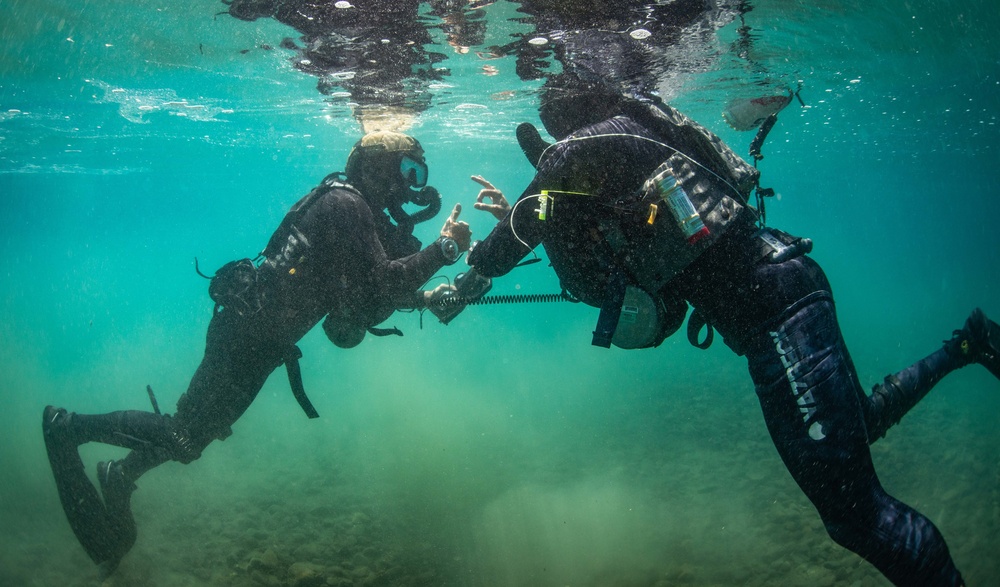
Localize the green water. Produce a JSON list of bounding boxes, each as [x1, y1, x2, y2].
[[2, 1, 998, 585]]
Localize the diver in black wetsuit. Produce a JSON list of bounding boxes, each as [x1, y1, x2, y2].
[[465, 86, 1000, 586], [42, 131, 471, 577]]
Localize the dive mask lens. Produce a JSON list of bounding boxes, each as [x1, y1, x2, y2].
[[399, 155, 428, 189]]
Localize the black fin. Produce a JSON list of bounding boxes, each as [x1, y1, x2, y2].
[[42, 407, 136, 570]]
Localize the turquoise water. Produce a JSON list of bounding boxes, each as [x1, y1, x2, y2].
[[2, 1, 998, 585]]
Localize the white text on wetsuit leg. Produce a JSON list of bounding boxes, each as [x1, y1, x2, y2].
[[770, 331, 826, 440]]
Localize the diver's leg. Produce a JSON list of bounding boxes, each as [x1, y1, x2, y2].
[[745, 299, 964, 586], [170, 308, 283, 443], [49, 409, 195, 453], [865, 307, 1000, 441], [865, 349, 959, 442]]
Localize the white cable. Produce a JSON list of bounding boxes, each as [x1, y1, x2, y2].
[[508, 194, 544, 251]]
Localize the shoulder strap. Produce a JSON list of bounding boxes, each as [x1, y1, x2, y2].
[[261, 176, 362, 260]]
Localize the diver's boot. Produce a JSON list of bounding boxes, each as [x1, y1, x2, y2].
[[946, 308, 1000, 379], [42, 406, 82, 448], [95, 460, 138, 579], [97, 460, 138, 520]]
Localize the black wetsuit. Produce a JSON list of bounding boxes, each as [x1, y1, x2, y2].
[[142, 180, 448, 462], [172, 181, 444, 451], [45, 180, 452, 568], [468, 110, 968, 586]]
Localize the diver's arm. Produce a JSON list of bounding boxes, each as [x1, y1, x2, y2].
[[338, 193, 472, 298]]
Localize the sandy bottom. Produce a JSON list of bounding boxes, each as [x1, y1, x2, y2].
[[4, 369, 998, 587]]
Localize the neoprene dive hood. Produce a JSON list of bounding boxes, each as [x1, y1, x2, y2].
[[344, 131, 441, 226]]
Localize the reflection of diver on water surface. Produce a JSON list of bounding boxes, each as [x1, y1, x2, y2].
[[479, 1, 796, 136], [223, 0, 490, 126], [223, 0, 435, 116], [484, 0, 747, 91], [221, 1, 782, 131]]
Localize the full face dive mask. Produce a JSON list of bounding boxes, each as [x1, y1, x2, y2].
[[392, 153, 440, 226], [345, 131, 441, 227]]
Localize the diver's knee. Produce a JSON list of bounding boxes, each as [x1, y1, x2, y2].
[[821, 518, 859, 551]]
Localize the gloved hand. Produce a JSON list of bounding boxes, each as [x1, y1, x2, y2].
[[424, 283, 463, 325], [423, 269, 492, 325]]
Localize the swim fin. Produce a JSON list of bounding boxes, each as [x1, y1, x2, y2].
[[516, 122, 550, 168], [42, 406, 136, 575]]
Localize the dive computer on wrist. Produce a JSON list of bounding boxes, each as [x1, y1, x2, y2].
[[438, 236, 460, 264]]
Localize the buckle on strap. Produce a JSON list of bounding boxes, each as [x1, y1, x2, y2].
[[755, 228, 813, 264]]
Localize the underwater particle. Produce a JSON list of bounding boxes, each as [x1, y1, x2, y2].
[[528, 37, 548, 46], [629, 28, 651, 40], [335, 1, 354, 8]]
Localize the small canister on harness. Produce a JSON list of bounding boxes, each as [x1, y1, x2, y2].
[[651, 168, 710, 245]]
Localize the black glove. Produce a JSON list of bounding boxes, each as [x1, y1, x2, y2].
[[425, 269, 492, 325]]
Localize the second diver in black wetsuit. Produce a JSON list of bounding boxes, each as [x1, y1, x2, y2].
[[465, 86, 1000, 586], [42, 131, 472, 578]]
